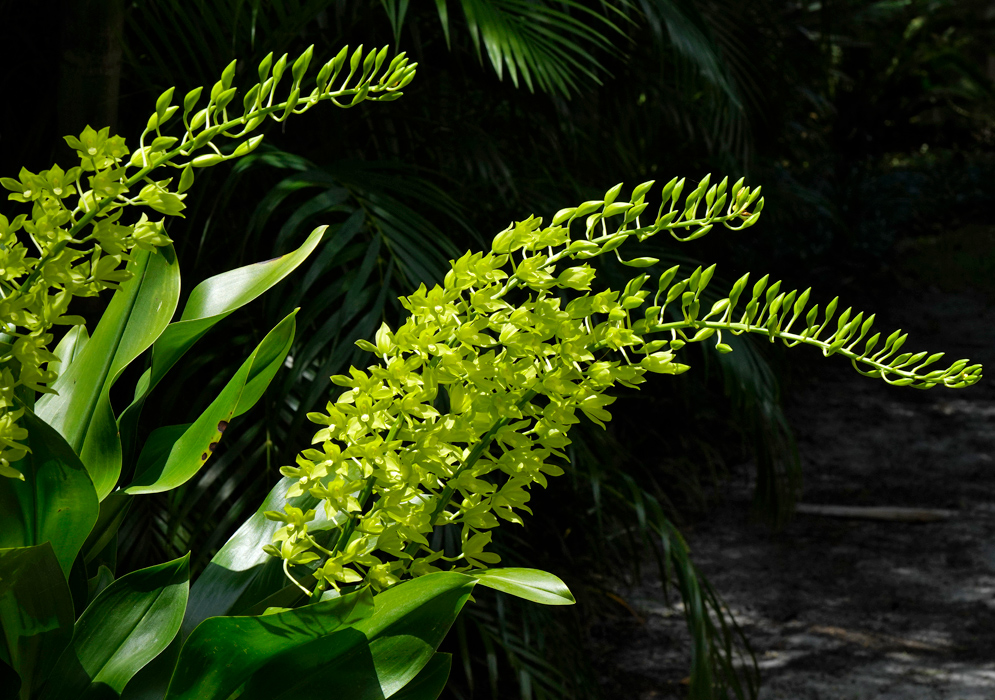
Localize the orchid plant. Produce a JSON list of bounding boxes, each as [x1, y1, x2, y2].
[[0, 43, 980, 700]]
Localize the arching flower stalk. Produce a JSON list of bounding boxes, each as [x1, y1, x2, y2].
[[0, 44, 415, 479], [266, 175, 981, 595]]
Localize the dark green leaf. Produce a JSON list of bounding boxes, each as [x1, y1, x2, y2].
[[239, 572, 476, 700], [81, 491, 132, 568], [182, 477, 326, 635], [125, 310, 298, 494], [87, 565, 115, 605], [390, 653, 452, 700], [0, 543, 74, 699], [0, 409, 99, 576], [165, 588, 373, 700], [118, 227, 324, 459], [42, 555, 190, 699]]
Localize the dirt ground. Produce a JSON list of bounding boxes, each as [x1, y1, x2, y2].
[[595, 271, 995, 698]]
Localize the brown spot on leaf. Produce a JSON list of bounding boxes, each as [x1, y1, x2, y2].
[[209, 442, 218, 452], [218, 420, 229, 432], [201, 452, 208, 460]]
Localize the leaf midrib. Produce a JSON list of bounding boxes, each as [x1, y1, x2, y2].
[[82, 574, 179, 688]]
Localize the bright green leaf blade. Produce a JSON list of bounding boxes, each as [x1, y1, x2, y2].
[[42, 554, 190, 698], [389, 653, 452, 700], [0, 543, 74, 699], [0, 409, 99, 577], [35, 246, 181, 500], [182, 476, 328, 636], [117, 227, 324, 458], [470, 568, 576, 606], [239, 572, 476, 700], [164, 588, 373, 700], [50, 325, 90, 377], [124, 310, 298, 494], [129, 424, 191, 496]]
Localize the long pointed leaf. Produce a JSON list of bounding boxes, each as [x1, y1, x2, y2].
[[118, 227, 325, 458], [182, 476, 332, 637], [125, 310, 299, 494], [0, 543, 74, 700], [41, 555, 190, 699], [471, 568, 575, 606], [36, 246, 181, 499], [0, 410, 99, 577]]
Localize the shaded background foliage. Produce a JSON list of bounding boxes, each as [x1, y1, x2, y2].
[[2, 0, 994, 697]]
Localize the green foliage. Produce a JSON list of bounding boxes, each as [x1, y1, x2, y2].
[[265, 173, 979, 601], [0, 45, 576, 700], [41, 555, 190, 698], [0, 41, 416, 480], [0, 32, 984, 700], [0, 410, 98, 575], [429, 0, 623, 96], [0, 544, 75, 698]]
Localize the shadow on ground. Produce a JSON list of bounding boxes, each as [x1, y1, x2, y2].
[[594, 234, 995, 699]]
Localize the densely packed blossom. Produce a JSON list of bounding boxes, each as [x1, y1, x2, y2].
[[265, 177, 750, 594], [267, 174, 982, 596]]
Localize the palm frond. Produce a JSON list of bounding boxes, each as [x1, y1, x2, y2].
[[433, 0, 625, 97], [634, 0, 738, 103]]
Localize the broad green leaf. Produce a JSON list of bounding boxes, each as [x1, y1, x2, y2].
[[183, 476, 331, 636], [125, 310, 298, 494], [35, 246, 181, 500], [390, 653, 452, 700], [117, 226, 325, 458], [50, 325, 90, 377], [164, 588, 374, 700], [0, 543, 74, 700], [0, 409, 99, 577], [470, 568, 576, 606], [42, 555, 190, 699], [121, 475, 330, 700], [128, 424, 190, 496], [238, 572, 476, 700]]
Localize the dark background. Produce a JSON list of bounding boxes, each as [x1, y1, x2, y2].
[[2, 1, 994, 698]]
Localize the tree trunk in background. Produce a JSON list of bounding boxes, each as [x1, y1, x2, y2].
[[57, 0, 124, 147]]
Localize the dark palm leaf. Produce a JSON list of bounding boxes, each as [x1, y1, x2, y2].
[[431, 0, 626, 96]]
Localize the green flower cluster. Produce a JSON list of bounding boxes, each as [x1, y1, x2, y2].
[[265, 177, 762, 594], [0, 45, 416, 479], [268, 173, 982, 595], [0, 128, 172, 479]]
